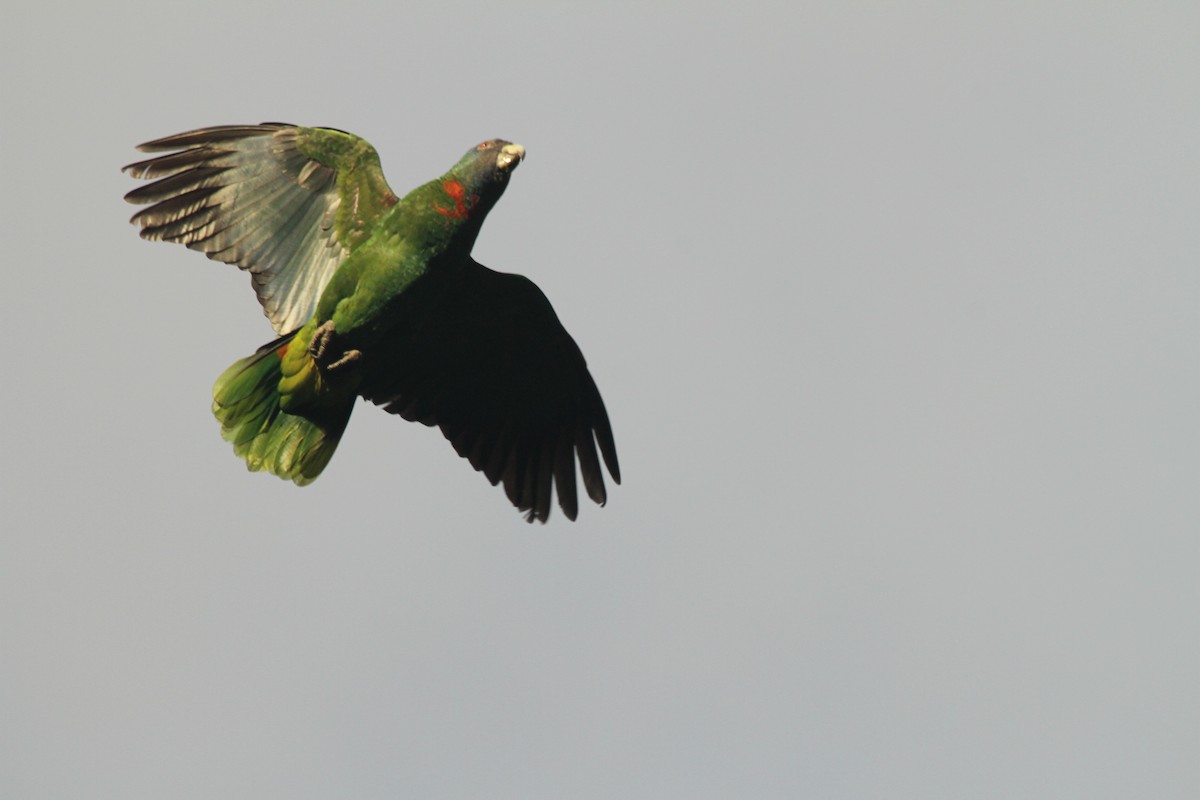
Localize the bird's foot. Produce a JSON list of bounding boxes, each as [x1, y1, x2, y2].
[[309, 320, 337, 362], [308, 320, 362, 373], [325, 349, 362, 371]]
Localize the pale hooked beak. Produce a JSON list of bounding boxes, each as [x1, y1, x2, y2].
[[497, 143, 525, 172]]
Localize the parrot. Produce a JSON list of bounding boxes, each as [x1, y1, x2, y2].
[[123, 123, 619, 522]]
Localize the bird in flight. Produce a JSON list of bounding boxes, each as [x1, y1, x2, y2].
[[124, 123, 619, 522]]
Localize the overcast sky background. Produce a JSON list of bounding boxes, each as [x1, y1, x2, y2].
[[3, 1, 1198, 798]]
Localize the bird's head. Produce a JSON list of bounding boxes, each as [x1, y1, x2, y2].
[[448, 139, 524, 203]]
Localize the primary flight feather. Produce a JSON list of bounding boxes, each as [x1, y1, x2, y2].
[[124, 123, 619, 522]]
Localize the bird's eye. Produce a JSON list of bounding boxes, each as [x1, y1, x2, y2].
[[476, 141, 491, 151]]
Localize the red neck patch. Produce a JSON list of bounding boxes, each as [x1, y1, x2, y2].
[[435, 180, 470, 218]]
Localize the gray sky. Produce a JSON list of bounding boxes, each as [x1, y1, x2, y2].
[[3, 1, 1198, 797]]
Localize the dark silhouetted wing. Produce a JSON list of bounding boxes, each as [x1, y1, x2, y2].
[[360, 259, 620, 522]]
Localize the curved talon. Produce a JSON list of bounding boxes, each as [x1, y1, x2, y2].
[[326, 349, 362, 371]]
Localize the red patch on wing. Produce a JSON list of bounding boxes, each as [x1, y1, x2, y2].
[[276, 343, 289, 359], [434, 180, 470, 218]]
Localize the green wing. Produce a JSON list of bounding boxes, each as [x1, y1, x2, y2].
[[124, 123, 397, 333]]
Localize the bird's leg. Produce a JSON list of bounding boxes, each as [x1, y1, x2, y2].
[[308, 320, 362, 373]]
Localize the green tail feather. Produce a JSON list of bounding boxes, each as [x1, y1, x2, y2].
[[212, 333, 353, 485]]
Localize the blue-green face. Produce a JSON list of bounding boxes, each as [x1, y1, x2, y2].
[[452, 139, 525, 194]]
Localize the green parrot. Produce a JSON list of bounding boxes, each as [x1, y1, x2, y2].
[[124, 123, 619, 522]]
